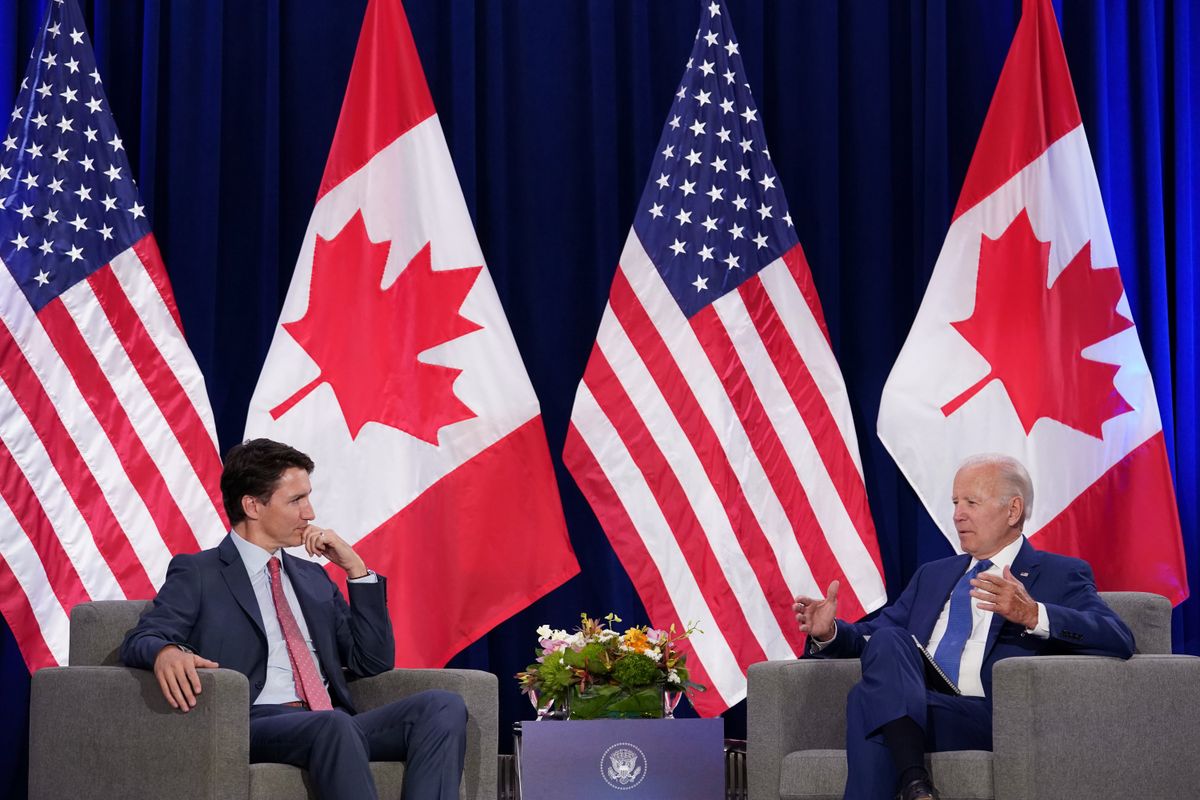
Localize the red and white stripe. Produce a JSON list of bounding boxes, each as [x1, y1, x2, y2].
[[566, 231, 886, 715], [0, 234, 226, 669]]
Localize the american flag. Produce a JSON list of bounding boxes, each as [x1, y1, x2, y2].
[[0, 0, 225, 670], [563, 0, 887, 715]]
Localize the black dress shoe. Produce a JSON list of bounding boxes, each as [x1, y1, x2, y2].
[[897, 777, 940, 800]]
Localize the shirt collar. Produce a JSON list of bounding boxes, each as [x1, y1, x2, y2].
[[229, 530, 278, 576], [972, 535, 1025, 572]]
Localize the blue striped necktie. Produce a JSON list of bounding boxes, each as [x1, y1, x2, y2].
[[933, 559, 993, 687]]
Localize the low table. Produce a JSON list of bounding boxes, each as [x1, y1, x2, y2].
[[515, 718, 724, 799]]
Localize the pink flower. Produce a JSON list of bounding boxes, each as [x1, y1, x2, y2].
[[539, 637, 568, 653]]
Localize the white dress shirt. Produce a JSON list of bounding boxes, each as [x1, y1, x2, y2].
[[925, 536, 1048, 697], [229, 532, 375, 705]]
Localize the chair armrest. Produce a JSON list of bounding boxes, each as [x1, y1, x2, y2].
[[992, 654, 1200, 800], [747, 659, 861, 800], [349, 668, 498, 800], [29, 666, 250, 800]]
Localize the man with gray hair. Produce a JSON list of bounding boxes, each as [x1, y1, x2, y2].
[[793, 454, 1134, 800]]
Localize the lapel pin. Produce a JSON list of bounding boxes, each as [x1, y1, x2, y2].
[[1019, 571, 1029, 577]]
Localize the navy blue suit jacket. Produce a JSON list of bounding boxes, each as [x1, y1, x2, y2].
[[121, 534, 395, 712], [812, 539, 1135, 697]]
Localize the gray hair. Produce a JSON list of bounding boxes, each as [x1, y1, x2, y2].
[[957, 453, 1033, 524]]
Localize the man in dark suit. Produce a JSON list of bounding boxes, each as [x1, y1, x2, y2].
[[122, 438, 467, 800], [792, 454, 1134, 800]]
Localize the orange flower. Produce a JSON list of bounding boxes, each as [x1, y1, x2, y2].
[[623, 628, 649, 652]]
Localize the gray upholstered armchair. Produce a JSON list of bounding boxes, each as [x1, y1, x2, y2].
[[748, 591, 1200, 800], [28, 600, 498, 800]]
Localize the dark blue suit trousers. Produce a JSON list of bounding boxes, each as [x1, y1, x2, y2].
[[249, 691, 466, 800]]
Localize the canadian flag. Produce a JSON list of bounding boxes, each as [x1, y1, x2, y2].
[[877, 0, 1187, 604], [245, 0, 579, 665]]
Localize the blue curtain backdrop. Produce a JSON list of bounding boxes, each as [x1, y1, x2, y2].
[[0, 0, 1195, 795]]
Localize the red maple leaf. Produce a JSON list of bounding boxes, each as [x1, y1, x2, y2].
[[940, 209, 1133, 439], [270, 210, 482, 444]]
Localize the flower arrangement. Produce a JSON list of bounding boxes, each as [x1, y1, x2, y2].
[[516, 613, 702, 720]]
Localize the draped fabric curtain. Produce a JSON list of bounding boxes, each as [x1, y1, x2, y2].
[[0, 1, 1194, 795]]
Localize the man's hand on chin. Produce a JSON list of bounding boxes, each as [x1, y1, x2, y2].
[[302, 526, 368, 579], [153, 644, 219, 712]]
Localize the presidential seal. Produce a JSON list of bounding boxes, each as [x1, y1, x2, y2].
[[601, 741, 648, 790]]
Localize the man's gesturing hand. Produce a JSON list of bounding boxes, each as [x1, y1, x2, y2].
[[792, 581, 840, 642], [302, 526, 368, 579], [971, 565, 1039, 629], [154, 644, 219, 713]]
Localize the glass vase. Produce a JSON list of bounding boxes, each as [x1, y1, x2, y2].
[[528, 689, 567, 721], [567, 682, 665, 720]]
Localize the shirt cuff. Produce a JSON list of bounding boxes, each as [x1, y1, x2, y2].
[[348, 569, 378, 584], [1026, 602, 1050, 638], [807, 622, 838, 653]]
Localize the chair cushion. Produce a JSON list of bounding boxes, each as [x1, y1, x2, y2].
[[779, 749, 993, 800], [249, 761, 405, 799], [779, 749, 845, 800], [928, 750, 995, 800]]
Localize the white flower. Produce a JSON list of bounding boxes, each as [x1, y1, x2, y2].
[[536, 624, 553, 639], [668, 669, 680, 684], [565, 632, 586, 649], [647, 646, 662, 663]]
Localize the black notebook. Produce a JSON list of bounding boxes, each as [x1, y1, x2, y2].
[[911, 635, 962, 696]]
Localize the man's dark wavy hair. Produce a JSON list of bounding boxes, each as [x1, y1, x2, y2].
[[220, 438, 315, 526]]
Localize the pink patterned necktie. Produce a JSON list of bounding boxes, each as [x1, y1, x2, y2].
[[266, 558, 333, 711]]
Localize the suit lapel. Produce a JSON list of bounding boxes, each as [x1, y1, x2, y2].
[[218, 534, 267, 640], [282, 553, 340, 684], [283, 553, 323, 630], [1010, 538, 1042, 590], [983, 538, 1041, 655]]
